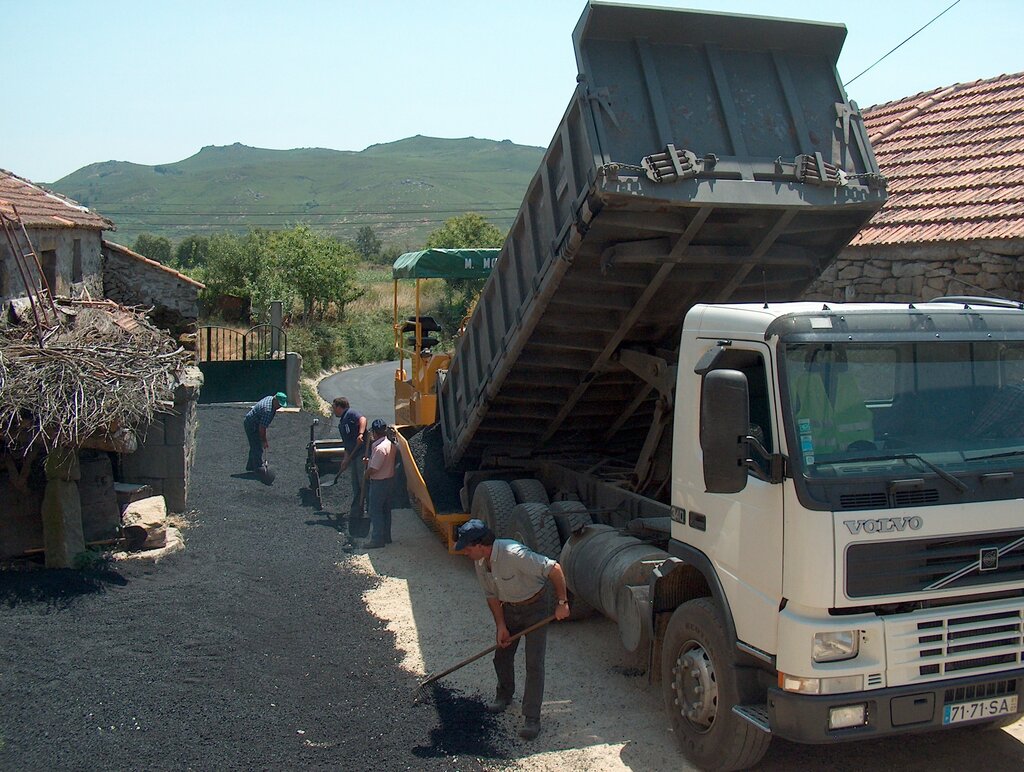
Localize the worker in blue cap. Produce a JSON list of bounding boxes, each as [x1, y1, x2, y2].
[[243, 392, 287, 472], [455, 518, 570, 741]]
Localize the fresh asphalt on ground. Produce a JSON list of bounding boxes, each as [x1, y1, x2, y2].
[[0, 404, 505, 771]]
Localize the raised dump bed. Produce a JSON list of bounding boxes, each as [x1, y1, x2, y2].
[[439, 2, 887, 469]]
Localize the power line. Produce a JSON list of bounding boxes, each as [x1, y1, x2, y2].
[[843, 0, 963, 87], [97, 206, 521, 217]]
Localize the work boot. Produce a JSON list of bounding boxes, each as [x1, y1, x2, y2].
[[485, 696, 511, 714], [519, 717, 541, 740]]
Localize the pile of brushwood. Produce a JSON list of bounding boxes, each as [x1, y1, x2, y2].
[[0, 299, 194, 460]]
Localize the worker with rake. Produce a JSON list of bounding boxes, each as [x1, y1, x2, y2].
[[455, 519, 571, 740]]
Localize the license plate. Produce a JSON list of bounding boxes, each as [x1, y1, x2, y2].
[[942, 695, 1018, 725]]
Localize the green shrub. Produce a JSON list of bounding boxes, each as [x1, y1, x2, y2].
[[300, 381, 326, 416], [287, 322, 348, 375], [342, 309, 395, 364]]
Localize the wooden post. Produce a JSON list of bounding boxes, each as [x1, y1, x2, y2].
[[41, 448, 85, 568]]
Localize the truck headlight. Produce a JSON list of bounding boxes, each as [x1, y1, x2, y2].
[[779, 673, 864, 694], [813, 631, 860, 663]]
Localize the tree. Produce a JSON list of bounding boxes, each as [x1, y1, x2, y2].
[[132, 233, 172, 264], [424, 212, 505, 249], [423, 213, 506, 335], [271, 226, 363, 322], [174, 235, 212, 269], [353, 226, 382, 262]]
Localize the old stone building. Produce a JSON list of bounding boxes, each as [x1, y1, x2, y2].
[[0, 171, 204, 562], [0, 169, 112, 304], [805, 72, 1024, 302], [102, 239, 204, 336]]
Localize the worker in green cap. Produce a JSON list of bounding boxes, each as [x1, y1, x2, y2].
[[244, 392, 287, 472]]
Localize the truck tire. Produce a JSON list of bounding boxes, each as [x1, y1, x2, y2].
[[509, 502, 561, 560], [511, 478, 549, 505], [471, 480, 516, 538], [548, 500, 594, 545], [661, 598, 771, 771]]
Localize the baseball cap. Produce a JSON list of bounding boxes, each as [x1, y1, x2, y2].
[[275, 391, 288, 408], [455, 518, 491, 551], [370, 418, 387, 433]]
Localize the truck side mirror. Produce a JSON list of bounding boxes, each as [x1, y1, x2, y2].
[[700, 369, 750, 494]]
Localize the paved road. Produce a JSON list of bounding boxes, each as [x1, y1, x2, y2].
[[318, 361, 396, 425]]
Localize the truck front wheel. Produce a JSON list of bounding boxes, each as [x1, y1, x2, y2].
[[661, 598, 770, 771]]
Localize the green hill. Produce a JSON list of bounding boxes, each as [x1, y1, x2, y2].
[[50, 137, 545, 248]]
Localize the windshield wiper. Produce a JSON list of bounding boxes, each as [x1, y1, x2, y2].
[[839, 452, 969, 493], [966, 449, 1024, 462]]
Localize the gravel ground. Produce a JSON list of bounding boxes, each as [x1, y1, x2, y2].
[[0, 405, 503, 771], [3, 403, 1024, 771]]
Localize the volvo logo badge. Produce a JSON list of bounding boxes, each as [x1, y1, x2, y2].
[[979, 547, 999, 572], [844, 516, 924, 535]]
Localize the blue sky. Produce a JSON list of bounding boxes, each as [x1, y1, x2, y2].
[[2, 0, 1020, 182]]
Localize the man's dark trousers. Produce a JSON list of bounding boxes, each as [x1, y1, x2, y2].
[[244, 419, 263, 470], [494, 585, 553, 720], [366, 476, 394, 546], [347, 445, 365, 522]]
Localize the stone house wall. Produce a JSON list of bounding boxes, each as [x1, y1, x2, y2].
[[803, 240, 1024, 303], [102, 245, 201, 334], [118, 368, 202, 513], [0, 226, 104, 304]]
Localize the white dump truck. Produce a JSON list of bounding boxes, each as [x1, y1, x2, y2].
[[398, 4, 1024, 769]]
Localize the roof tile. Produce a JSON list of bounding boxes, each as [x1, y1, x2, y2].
[[853, 72, 1024, 246], [0, 169, 113, 230]]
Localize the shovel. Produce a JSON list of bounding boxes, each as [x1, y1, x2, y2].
[[414, 614, 557, 696]]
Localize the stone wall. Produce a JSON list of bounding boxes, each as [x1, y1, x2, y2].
[[803, 240, 1024, 303], [102, 245, 200, 334], [0, 227, 103, 304], [118, 367, 203, 513]]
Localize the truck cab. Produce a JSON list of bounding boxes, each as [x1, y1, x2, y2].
[[677, 299, 1024, 762]]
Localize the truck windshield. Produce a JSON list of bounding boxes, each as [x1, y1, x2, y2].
[[782, 339, 1024, 479]]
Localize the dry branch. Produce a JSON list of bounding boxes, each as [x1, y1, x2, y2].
[[0, 300, 194, 455]]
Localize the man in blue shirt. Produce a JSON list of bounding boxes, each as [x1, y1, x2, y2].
[[244, 392, 287, 471], [332, 396, 367, 525]]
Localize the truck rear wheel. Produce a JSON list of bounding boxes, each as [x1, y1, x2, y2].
[[471, 480, 516, 538], [548, 500, 594, 545], [661, 598, 770, 771], [511, 478, 549, 505], [509, 502, 561, 560]]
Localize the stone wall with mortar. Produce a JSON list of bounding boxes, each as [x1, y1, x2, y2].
[[803, 240, 1024, 303], [102, 246, 200, 334], [0, 227, 103, 304], [118, 367, 203, 513]]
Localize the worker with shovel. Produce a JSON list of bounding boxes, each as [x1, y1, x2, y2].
[[243, 392, 287, 477], [455, 519, 571, 740], [331, 396, 367, 530]]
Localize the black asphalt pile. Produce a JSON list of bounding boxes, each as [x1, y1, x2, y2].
[[404, 424, 463, 515], [0, 405, 506, 771]]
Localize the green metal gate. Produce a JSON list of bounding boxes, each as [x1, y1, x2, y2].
[[197, 324, 287, 404]]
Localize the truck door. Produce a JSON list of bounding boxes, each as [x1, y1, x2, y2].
[[676, 342, 784, 653]]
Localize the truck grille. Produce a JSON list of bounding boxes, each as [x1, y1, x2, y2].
[[885, 600, 1024, 685], [846, 529, 1024, 597]]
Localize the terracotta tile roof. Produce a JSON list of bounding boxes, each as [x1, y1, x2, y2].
[[102, 240, 206, 290], [0, 169, 114, 231], [851, 72, 1024, 246]]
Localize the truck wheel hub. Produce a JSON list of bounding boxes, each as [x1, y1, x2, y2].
[[672, 642, 719, 731]]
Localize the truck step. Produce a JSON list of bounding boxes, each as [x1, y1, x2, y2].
[[732, 704, 771, 734]]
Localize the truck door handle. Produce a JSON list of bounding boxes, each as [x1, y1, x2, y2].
[[689, 511, 707, 531]]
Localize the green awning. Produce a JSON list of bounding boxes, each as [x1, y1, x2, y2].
[[392, 248, 500, 280]]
